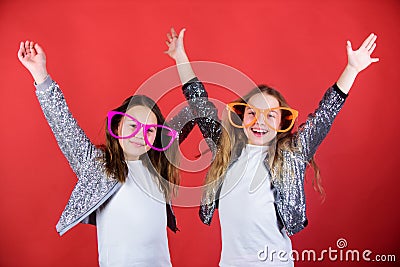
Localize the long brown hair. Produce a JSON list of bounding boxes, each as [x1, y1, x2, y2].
[[100, 95, 180, 201], [205, 85, 324, 198]]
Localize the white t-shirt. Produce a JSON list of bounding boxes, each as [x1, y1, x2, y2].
[[96, 160, 171, 267], [219, 144, 293, 266]]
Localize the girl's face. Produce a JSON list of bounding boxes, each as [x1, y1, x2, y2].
[[118, 105, 157, 160], [243, 93, 281, 146]]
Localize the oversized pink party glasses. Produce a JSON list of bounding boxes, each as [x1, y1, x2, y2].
[[107, 111, 178, 152]]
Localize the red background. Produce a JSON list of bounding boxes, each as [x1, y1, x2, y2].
[[1, 0, 399, 266]]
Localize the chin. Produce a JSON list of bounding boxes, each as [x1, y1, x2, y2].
[[246, 136, 264, 145], [245, 128, 276, 147], [247, 134, 276, 146], [124, 149, 149, 161], [249, 140, 268, 146]]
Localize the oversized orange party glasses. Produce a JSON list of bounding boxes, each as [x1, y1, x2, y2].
[[227, 103, 299, 133]]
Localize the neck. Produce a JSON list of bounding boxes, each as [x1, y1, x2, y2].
[[124, 154, 140, 161]]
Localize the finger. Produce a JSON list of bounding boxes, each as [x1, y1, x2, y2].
[[360, 33, 375, 49], [368, 43, 376, 54], [20, 41, 26, 53], [20, 41, 25, 52], [167, 33, 172, 42], [365, 34, 377, 51], [178, 28, 186, 40], [25, 40, 30, 52], [171, 27, 178, 38], [17, 41, 25, 59], [346, 40, 353, 53], [34, 43, 45, 55], [165, 40, 171, 47], [30, 41, 37, 56], [371, 58, 379, 63]]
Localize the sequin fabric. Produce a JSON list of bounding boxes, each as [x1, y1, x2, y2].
[[183, 78, 347, 236], [182, 79, 222, 155], [36, 76, 196, 236]]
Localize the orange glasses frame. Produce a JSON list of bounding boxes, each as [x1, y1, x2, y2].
[[226, 102, 299, 133]]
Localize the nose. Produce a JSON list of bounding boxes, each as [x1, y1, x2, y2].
[[256, 112, 266, 125], [133, 127, 145, 139]]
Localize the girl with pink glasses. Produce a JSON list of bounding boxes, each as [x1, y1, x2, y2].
[[18, 39, 196, 266]]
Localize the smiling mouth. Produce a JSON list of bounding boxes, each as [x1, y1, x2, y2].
[[129, 140, 145, 147], [251, 127, 268, 137]]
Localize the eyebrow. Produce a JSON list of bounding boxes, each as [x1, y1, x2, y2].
[[247, 105, 280, 111], [124, 117, 137, 123], [128, 118, 158, 126]]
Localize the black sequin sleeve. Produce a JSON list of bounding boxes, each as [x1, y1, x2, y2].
[[181, 77, 222, 153]]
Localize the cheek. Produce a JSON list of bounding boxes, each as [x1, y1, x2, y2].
[[243, 127, 251, 139], [275, 119, 282, 131], [242, 114, 254, 126], [266, 117, 280, 130], [146, 132, 157, 145], [272, 118, 280, 128]]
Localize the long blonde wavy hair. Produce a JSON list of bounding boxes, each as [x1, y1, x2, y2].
[[205, 85, 324, 198]]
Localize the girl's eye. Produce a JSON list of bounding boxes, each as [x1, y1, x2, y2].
[[130, 124, 137, 129], [247, 110, 256, 116], [147, 128, 156, 134], [268, 111, 278, 118]]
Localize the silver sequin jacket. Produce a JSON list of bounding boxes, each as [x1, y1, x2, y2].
[[181, 78, 347, 236], [35, 76, 197, 236]]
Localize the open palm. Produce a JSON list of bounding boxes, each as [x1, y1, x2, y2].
[[165, 28, 186, 60], [347, 33, 379, 73]]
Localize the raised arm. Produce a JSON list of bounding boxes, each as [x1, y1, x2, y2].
[[18, 41, 99, 177], [295, 33, 379, 161], [165, 28, 221, 151]]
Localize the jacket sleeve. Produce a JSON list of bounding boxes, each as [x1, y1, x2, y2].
[[168, 105, 196, 145], [35, 76, 99, 178], [181, 77, 222, 154], [293, 84, 347, 162]]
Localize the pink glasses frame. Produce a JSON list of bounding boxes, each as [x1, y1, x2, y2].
[[107, 111, 178, 152]]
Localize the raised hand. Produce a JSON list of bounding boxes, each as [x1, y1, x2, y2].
[[17, 40, 48, 84], [346, 33, 379, 73], [164, 27, 195, 84], [336, 33, 380, 94], [164, 27, 186, 61]]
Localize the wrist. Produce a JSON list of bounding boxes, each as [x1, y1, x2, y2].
[[175, 51, 189, 64], [336, 65, 358, 94], [32, 69, 48, 85], [345, 64, 359, 75]]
